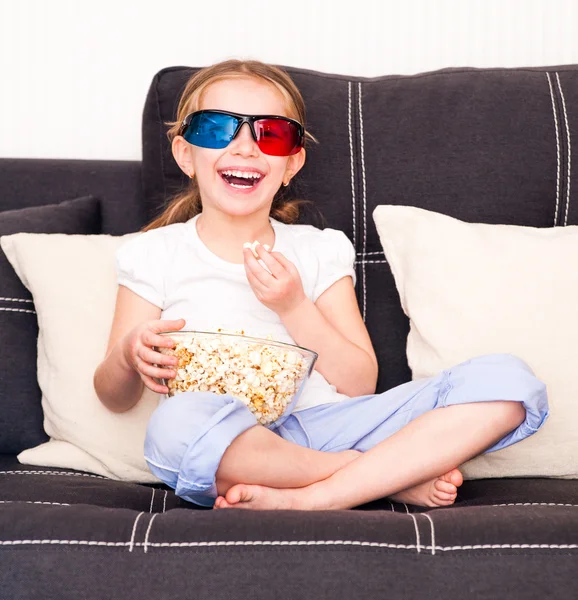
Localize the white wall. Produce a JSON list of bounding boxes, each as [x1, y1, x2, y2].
[[1, 0, 577, 161]]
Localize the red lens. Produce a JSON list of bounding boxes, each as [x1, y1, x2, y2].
[[253, 119, 302, 156]]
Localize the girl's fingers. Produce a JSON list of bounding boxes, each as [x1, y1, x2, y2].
[[141, 374, 169, 395], [143, 330, 178, 349], [270, 251, 298, 276], [135, 356, 176, 381], [244, 248, 275, 286], [147, 319, 186, 346], [152, 318, 186, 332], [254, 244, 285, 278], [139, 346, 178, 367], [244, 267, 269, 297]]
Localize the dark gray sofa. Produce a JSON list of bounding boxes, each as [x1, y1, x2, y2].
[[1, 63, 577, 599]]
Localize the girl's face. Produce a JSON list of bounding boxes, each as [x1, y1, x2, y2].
[[174, 77, 305, 220]]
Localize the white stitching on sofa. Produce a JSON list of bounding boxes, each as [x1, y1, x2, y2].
[[435, 543, 578, 552], [546, 72, 561, 226], [421, 513, 436, 556], [0, 470, 106, 479], [0, 540, 130, 547], [357, 260, 388, 264], [143, 514, 158, 553], [556, 72, 572, 226], [357, 82, 367, 321], [149, 488, 155, 513], [0, 539, 576, 552], [0, 500, 70, 506], [128, 512, 145, 553], [357, 251, 384, 256], [403, 503, 421, 554], [0, 307, 36, 314], [0, 297, 33, 303], [146, 541, 578, 552], [492, 502, 578, 507], [348, 82, 357, 249], [163, 490, 168, 513]]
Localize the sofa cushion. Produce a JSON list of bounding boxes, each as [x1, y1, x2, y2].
[[1, 453, 577, 511], [141, 64, 578, 394], [0, 158, 146, 235], [0, 455, 188, 512], [0, 232, 159, 481], [373, 205, 578, 479], [1, 453, 577, 600], [0, 197, 102, 454]]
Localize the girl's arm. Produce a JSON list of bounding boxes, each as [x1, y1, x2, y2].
[[93, 285, 183, 413], [281, 277, 378, 397], [244, 247, 378, 397]]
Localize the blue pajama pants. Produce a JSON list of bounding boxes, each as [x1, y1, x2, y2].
[[144, 353, 549, 507]]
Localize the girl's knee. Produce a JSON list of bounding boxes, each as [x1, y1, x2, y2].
[[144, 392, 259, 499], [144, 392, 227, 472], [496, 400, 527, 429]]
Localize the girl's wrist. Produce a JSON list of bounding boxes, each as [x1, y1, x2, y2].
[[278, 295, 312, 323]]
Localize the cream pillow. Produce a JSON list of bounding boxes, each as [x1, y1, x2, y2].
[[373, 205, 578, 479], [0, 232, 160, 482]]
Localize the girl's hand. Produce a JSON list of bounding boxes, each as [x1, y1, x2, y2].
[[244, 243, 306, 318], [122, 318, 185, 394]]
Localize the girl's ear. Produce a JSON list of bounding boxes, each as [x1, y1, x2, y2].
[[172, 136, 195, 177], [284, 148, 306, 184]]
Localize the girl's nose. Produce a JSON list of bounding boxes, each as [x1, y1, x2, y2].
[[230, 123, 259, 156]]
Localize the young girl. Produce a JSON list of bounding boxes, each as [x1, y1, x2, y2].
[[93, 59, 548, 511]]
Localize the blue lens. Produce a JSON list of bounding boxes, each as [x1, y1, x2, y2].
[[183, 112, 239, 149]]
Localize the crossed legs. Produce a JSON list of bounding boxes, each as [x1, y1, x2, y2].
[[214, 400, 525, 510]]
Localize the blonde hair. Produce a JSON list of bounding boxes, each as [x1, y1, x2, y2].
[[143, 60, 315, 231]]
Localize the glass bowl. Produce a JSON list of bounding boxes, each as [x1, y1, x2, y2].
[[156, 330, 318, 427]]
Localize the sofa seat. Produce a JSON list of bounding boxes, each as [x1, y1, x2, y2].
[[2, 454, 577, 551]]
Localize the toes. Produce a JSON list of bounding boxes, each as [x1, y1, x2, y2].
[[224, 485, 243, 505], [434, 489, 457, 503], [225, 484, 256, 506], [448, 468, 464, 487], [435, 479, 457, 495], [439, 468, 464, 488]]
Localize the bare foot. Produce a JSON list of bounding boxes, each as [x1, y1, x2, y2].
[[214, 449, 361, 508], [214, 484, 302, 510], [389, 468, 463, 507], [212, 459, 462, 512]]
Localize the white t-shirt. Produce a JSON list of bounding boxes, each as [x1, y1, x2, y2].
[[115, 214, 356, 411]]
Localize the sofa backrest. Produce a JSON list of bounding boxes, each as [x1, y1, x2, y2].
[[141, 63, 578, 392], [0, 158, 146, 235]]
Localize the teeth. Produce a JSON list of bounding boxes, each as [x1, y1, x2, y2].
[[221, 170, 262, 180]]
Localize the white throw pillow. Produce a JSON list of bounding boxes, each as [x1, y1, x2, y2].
[[0, 232, 160, 482], [372, 205, 578, 479]]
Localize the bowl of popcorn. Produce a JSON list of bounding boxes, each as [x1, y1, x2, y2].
[[157, 330, 318, 427]]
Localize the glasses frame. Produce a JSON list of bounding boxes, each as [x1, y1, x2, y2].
[[178, 110, 305, 155]]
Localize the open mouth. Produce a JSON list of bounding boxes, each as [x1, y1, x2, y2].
[[219, 169, 263, 190]]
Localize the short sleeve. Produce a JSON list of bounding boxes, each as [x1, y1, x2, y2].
[[311, 228, 356, 302], [115, 231, 165, 309]]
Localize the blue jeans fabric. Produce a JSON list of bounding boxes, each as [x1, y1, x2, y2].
[[144, 353, 549, 507]]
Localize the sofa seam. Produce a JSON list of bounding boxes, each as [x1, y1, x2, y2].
[[357, 81, 368, 322], [402, 502, 421, 554], [546, 72, 562, 226], [1, 539, 576, 553], [555, 72, 572, 225], [348, 81, 357, 251], [163, 65, 578, 86], [0, 470, 107, 479]]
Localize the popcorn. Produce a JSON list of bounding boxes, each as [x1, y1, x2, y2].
[[159, 332, 312, 426], [243, 240, 271, 258]]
